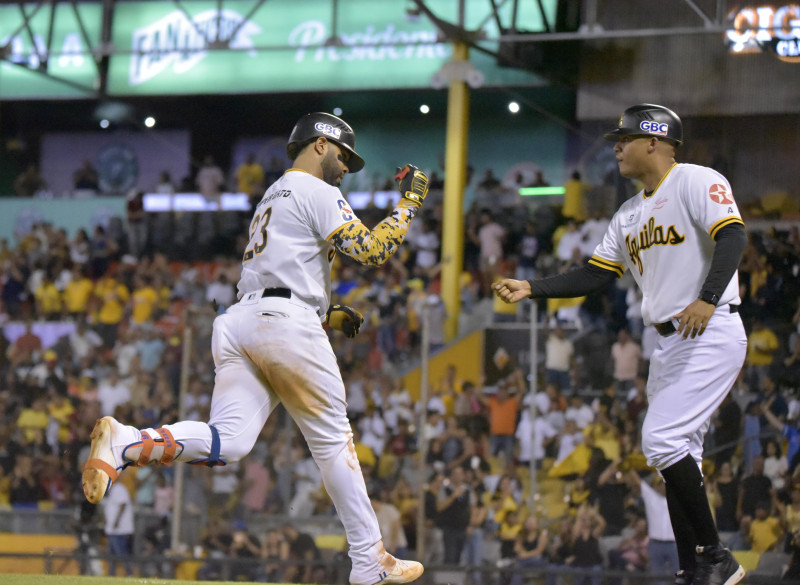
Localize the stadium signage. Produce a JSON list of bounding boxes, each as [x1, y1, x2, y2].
[[725, 4, 800, 62]]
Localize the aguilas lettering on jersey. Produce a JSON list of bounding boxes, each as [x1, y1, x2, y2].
[[625, 217, 686, 274]]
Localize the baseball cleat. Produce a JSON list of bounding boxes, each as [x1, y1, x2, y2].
[[674, 569, 693, 585], [82, 417, 129, 504], [693, 545, 744, 585], [371, 556, 424, 585]]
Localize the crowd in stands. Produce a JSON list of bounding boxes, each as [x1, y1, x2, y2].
[[1, 165, 800, 582]]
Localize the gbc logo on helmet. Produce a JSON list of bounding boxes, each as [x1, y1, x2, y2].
[[639, 121, 668, 136], [314, 122, 342, 139]]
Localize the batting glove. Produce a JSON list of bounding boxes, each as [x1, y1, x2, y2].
[[326, 304, 363, 338], [394, 164, 429, 207]]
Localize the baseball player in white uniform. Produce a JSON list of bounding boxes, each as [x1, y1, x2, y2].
[[494, 104, 747, 585], [82, 112, 428, 585]]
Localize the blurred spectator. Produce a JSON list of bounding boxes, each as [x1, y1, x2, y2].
[[7, 320, 43, 365], [545, 325, 573, 392], [97, 367, 131, 417], [73, 159, 99, 192], [125, 190, 147, 257], [33, 273, 62, 320], [477, 169, 501, 191], [508, 516, 548, 585], [608, 515, 649, 573], [14, 164, 47, 197], [196, 155, 225, 199], [9, 453, 46, 506], [611, 329, 641, 395], [566, 507, 605, 585], [103, 481, 135, 576], [738, 455, 775, 520], [89, 225, 117, 278], [235, 154, 264, 197], [281, 523, 322, 584], [481, 383, 520, 465], [206, 273, 236, 311], [725, 516, 752, 551], [562, 171, 589, 222], [469, 209, 506, 298], [628, 471, 678, 576], [424, 471, 445, 565], [93, 270, 130, 348], [746, 317, 780, 388], [371, 483, 408, 558], [130, 275, 159, 326], [69, 228, 91, 266], [713, 393, 742, 466], [229, 520, 263, 581], [714, 461, 740, 533], [63, 267, 95, 319], [749, 500, 783, 553], [436, 466, 472, 564], [763, 437, 789, 491]]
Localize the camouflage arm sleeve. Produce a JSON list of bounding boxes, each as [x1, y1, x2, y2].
[[328, 201, 419, 267]]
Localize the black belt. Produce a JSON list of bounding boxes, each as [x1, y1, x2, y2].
[[261, 287, 291, 299], [654, 304, 739, 337]]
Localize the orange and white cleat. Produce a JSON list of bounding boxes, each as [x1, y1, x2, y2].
[[82, 417, 127, 504]]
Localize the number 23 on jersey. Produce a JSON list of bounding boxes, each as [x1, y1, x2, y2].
[[243, 207, 272, 262]]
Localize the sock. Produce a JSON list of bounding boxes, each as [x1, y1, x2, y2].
[[661, 454, 720, 548], [666, 479, 698, 572]]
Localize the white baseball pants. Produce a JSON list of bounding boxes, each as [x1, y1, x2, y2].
[[642, 305, 747, 471]]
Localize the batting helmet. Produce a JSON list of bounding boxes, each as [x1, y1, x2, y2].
[[603, 103, 683, 146], [287, 112, 365, 173]]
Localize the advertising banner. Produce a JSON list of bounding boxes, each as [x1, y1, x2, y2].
[[107, 0, 552, 95], [0, 3, 101, 98]]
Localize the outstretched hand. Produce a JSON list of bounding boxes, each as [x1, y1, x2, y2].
[[672, 299, 716, 339], [492, 279, 532, 304]]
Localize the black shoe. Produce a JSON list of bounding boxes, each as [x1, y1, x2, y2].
[[693, 545, 745, 585], [674, 570, 694, 585]]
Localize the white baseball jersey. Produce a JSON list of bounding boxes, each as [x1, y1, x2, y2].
[[589, 163, 744, 325], [237, 169, 359, 317]]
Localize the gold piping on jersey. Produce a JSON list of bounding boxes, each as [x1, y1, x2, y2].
[[327, 202, 418, 266], [709, 216, 745, 240], [284, 168, 308, 175], [642, 162, 677, 199], [588, 255, 625, 277]]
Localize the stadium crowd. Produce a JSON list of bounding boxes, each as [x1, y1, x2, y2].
[[1, 171, 800, 582]]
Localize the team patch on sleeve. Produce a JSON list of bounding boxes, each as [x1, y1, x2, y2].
[[708, 183, 734, 205], [588, 255, 625, 277], [337, 199, 355, 222]]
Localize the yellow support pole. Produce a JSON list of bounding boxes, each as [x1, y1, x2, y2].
[[441, 42, 469, 341]]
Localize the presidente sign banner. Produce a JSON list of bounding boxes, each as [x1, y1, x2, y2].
[[107, 0, 552, 95], [0, 3, 102, 98]]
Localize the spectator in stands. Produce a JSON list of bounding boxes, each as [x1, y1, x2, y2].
[[125, 190, 147, 257], [235, 154, 264, 197], [763, 437, 789, 491], [714, 461, 741, 533], [759, 374, 788, 428], [477, 169, 501, 191], [68, 228, 91, 267], [13, 163, 47, 197], [229, 519, 263, 581], [746, 317, 780, 388], [469, 209, 506, 298], [1, 258, 28, 318], [611, 329, 642, 395], [281, 522, 323, 584], [545, 325, 573, 392], [627, 471, 678, 576], [509, 515, 549, 585], [436, 465, 472, 565], [739, 455, 775, 520], [89, 225, 116, 278], [725, 516, 752, 551], [33, 273, 62, 320], [566, 507, 606, 585], [595, 458, 630, 536], [196, 155, 225, 199], [562, 171, 589, 222], [102, 479, 135, 576], [749, 500, 783, 553], [371, 483, 408, 558], [714, 392, 742, 466], [608, 515, 649, 573], [93, 269, 130, 348], [481, 381, 520, 465], [16, 395, 50, 446], [73, 159, 99, 193], [778, 484, 800, 553], [206, 272, 236, 311], [9, 453, 46, 506], [7, 320, 42, 366], [424, 471, 445, 565], [761, 394, 800, 474], [97, 367, 131, 418], [411, 218, 440, 275]]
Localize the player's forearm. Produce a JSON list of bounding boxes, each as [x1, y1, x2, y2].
[[700, 223, 747, 300], [526, 263, 617, 298], [329, 202, 418, 266]]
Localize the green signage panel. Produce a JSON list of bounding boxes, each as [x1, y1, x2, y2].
[[0, 3, 101, 98], [108, 0, 553, 95]]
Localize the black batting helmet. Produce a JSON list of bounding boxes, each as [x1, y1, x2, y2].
[[603, 103, 683, 146], [287, 112, 365, 173]]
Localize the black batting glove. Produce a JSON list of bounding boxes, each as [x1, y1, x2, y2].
[[394, 164, 429, 207], [326, 304, 363, 338]]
